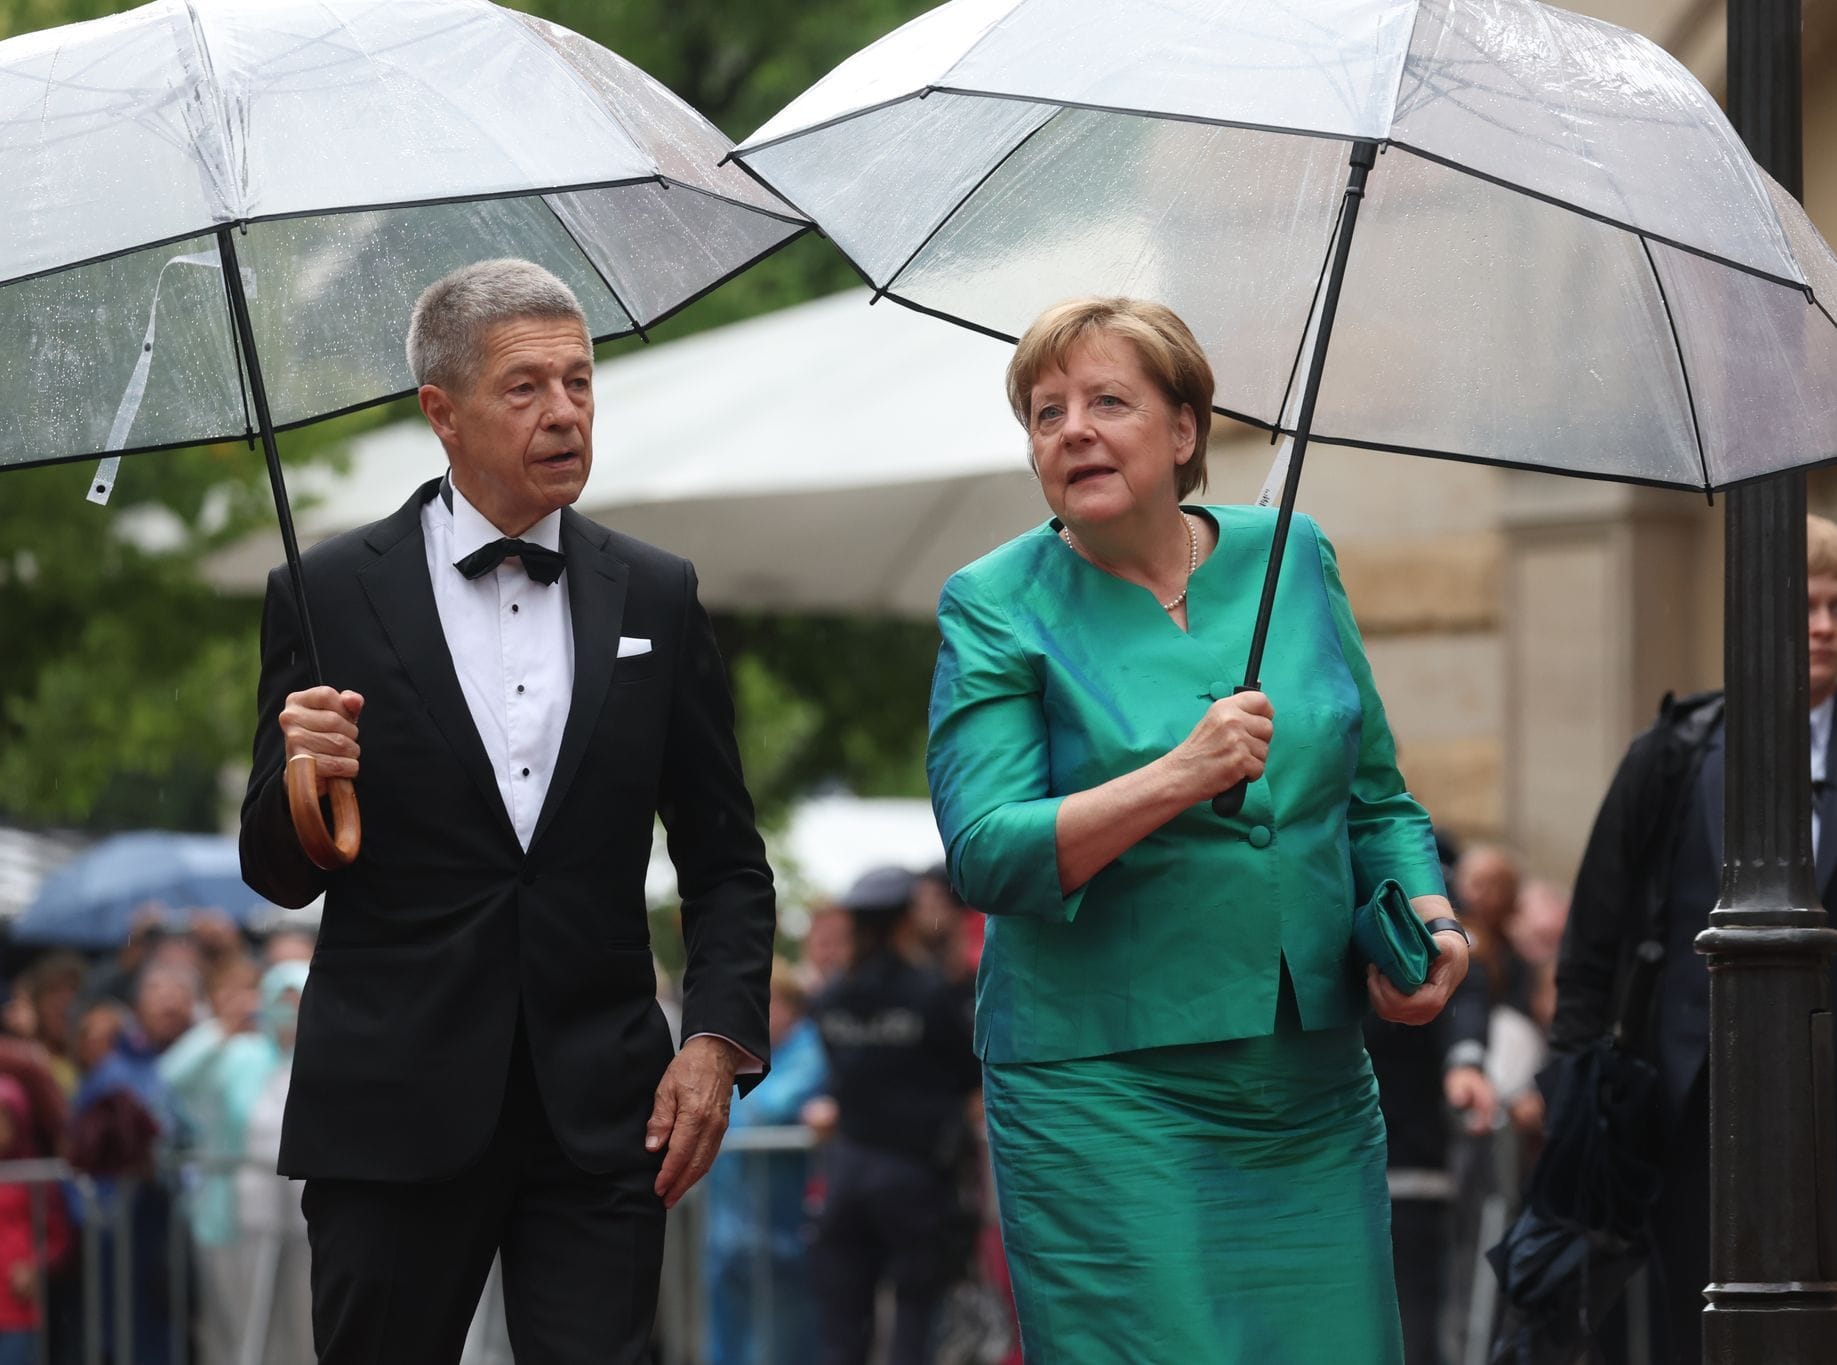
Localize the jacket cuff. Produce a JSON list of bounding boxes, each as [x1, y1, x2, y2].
[[955, 795, 1088, 923]]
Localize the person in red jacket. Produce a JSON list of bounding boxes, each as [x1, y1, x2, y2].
[[0, 1074, 68, 1362]]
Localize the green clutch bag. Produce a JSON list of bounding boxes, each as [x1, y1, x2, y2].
[[1353, 878, 1441, 993]]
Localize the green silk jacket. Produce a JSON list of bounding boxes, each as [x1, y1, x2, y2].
[[927, 505, 1445, 1064]]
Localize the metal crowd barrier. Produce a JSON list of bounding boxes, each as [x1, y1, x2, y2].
[[0, 1151, 313, 1365], [0, 1128, 823, 1365], [656, 1124, 818, 1365]]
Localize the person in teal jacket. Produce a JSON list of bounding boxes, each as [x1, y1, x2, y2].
[[926, 297, 1471, 1364]]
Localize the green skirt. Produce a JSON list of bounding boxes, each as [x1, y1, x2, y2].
[[984, 1020, 1401, 1364]]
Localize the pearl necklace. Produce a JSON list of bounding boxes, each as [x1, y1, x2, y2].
[[1059, 512, 1199, 611]]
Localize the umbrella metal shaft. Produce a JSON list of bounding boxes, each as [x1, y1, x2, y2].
[[1214, 138, 1377, 817], [216, 226, 327, 683], [1240, 138, 1376, 691]]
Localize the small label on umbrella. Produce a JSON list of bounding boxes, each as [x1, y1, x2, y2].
[[1257, 436, 1293, 508]]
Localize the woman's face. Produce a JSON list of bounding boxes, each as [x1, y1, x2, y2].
[[1027, 335, 1195, 533]]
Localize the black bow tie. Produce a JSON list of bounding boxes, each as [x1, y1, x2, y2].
[[454, 538, 565, 585]]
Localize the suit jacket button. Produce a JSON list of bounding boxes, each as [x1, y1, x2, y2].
[[1210, 679, 1234, 700], [521, 869, 538, 887], [1247, 825, 1272, 849]]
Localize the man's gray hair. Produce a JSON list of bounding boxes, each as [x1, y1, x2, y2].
[[406, 258, 589, 392]]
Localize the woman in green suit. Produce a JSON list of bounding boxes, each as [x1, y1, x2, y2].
[[926, 298, 1470, 1363]]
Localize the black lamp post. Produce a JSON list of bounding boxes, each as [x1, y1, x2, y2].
[[1698, 2, 1837, 1359]]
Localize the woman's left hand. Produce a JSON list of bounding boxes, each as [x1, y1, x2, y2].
[[1367, 897, 1469, 1024]]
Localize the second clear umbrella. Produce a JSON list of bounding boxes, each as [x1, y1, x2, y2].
[[730, 0, 1837, 809]]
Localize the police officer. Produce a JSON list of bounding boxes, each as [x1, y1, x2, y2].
[[807, 866, 982, 1365]]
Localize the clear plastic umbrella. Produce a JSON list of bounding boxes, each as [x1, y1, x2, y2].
[[730, 0, 1837, 812], [0, 0, 806, 863]]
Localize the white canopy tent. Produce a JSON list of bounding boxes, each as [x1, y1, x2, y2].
[[207, 288, 1088, 617], [644, 792, 945, 910]]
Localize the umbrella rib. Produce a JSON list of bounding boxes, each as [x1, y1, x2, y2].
[[867, 288, 1281, 435], [1638, 237, 1714, 500], [5, 248, 803, 467], [872, 103, 1064, 300], [653, 176, 810, 229], [722, 152, 908, 305], [1389, 140, 1811, 293], [1270, 207, 1345, 439], [925, 87, 1370, 148], [1290, 430, 1817, 495], [729, 91, 929, 162], [0, 177, 664, 293], [618, 225, 813, 338], [541, 191, 652, 342], [0, 218, 816, 478]]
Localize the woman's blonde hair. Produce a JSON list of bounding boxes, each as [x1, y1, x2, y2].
[[1810, 514, 1837, 578], [1006, 297, 1215, 499]]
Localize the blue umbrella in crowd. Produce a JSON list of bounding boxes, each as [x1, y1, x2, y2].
[[14, 831, 274, 949], [0, 0, 806, 869]]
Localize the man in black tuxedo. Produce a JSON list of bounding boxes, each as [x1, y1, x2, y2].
[[239, 258, 775, 1365], [1553, 513, 1837, 1365]]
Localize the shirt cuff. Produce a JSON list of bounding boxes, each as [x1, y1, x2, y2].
[[685, 1032, 764, 1075]]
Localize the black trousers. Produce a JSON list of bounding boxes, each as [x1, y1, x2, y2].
[[300, 1023, 665, 1365], [810, 1139, 962, 1365]]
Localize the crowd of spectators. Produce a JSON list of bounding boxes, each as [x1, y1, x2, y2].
[[0, 909, 312, 1365], [0, 838, 1575, 1365]]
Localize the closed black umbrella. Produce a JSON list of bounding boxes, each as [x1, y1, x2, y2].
[[1487, 942, 1667, 1364]]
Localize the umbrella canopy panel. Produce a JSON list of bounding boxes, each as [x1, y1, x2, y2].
[[734, 0, 1837, 490], [0, 0, 804, 471]]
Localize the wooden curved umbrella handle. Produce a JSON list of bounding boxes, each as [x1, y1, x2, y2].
[[286, 756, 361, 870]]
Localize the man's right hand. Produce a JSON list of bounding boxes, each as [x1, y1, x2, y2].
[[279, 686, 365, 796]]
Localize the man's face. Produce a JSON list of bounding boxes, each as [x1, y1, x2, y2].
[[419, 315, 595, 537], [1810, 574, 1837, 707]]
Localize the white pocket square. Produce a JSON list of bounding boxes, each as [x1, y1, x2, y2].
[[617, 636, 652, 658]]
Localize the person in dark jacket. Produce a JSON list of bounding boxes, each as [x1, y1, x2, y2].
[[1553, 512, 1837, 1365], [808, 867, 982, 1365]]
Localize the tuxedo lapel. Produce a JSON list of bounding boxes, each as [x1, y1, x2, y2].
[[530, 509, 628, 850], [357, 480, 519, 849]]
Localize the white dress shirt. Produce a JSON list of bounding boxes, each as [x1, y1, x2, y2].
[[422, 480, 760, 1071], [422, 482, 572, 851]]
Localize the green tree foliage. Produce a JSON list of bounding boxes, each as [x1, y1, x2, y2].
[[0, 422, 378, 828], [0, 0, 942, 831]]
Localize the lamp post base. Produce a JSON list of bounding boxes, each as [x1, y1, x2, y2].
[[1704, 1290, 1837, 1363]]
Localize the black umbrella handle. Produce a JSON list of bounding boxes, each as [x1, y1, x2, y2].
[[1211, 683, 1261, 817], [1211, 780, 1249, 818]]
